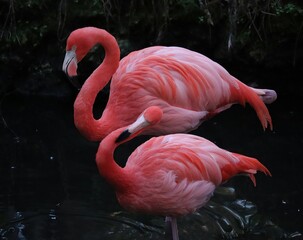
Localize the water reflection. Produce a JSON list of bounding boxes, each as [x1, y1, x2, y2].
[[1, 195, 301, 239]]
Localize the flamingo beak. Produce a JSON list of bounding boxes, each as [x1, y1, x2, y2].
[[115, 115, 150, 143], [62, 49, 78, 77], [62, 49, 82, 90], [116, 106, 163, 143], [115, 130, 131, 143]]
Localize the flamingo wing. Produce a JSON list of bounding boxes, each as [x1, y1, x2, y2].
[[112, 46, 231, 111]]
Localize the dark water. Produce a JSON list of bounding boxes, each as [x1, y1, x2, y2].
[[1, 67, 303, 239]]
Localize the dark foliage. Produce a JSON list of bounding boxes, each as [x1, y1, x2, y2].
[[0, 0, 302, 96]]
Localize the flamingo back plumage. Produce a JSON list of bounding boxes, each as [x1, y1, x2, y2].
[[117, 133, 270, 217], [107, 46, 274, 135]]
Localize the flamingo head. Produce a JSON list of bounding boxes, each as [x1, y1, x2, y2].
[[116, 106, 163, 143], [62, 27, 99, 77]]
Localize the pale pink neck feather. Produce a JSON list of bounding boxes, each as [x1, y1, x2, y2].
[[74, 29, 120, 141]]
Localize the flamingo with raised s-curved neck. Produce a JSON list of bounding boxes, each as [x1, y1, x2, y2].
[[96, 106, 271, 240], [62, 27, 277, 141]]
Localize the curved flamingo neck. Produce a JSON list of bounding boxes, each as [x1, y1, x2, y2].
[[95, 127, 132, 191], [74, 29, 120, 141]]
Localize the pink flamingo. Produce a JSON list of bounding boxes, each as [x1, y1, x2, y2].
[[63, 27, 277, 141], [96, 106, 271, 240]]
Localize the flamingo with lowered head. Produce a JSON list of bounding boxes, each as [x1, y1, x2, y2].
[[96, 106, 271, 240], [62, 27, 277, 141]]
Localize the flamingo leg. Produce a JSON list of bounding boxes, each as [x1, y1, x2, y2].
[[165, 216, 179, 240]]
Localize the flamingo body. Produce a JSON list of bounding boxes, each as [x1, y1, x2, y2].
[[63, 27, 277, 141], [96, 107, 271, 219]]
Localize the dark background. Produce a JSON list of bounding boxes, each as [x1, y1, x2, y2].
[[1, 1, 303, 239]]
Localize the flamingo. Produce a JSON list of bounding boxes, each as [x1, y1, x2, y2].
[[96, 106, 271, 240], [62, 27, 277, 141]]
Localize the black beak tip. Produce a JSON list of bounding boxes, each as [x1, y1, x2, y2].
[[115, 130, 131, 143]]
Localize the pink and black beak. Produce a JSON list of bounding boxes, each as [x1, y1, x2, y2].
[[62, 48, 82, 90], [115, 130, 131, 143]]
